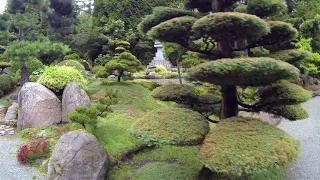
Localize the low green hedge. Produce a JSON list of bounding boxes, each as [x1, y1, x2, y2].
[[199, 117, 300, 180]]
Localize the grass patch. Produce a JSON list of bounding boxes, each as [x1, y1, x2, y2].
[[200, 117, 300, 180], [109, 146, 203, 180]]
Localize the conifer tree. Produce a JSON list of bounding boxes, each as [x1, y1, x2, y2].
[[139, 0, 311, 120]]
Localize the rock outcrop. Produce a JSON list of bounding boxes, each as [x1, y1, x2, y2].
[[4, 102, 18, 123], [0, 105, 6, 122], [48, 130, 109, 180], [62, 82, 90, 123], [17, 82, 61, 130]]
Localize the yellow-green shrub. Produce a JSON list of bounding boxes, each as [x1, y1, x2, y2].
[[38, 66, 87, 92]]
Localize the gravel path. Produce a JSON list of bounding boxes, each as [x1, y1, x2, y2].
[[278, 97, 320, 180], [0, 136, 46, 180]]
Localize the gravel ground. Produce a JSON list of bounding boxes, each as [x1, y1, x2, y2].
[[278, 97, 320, 180], [0, 136, 46, 180]]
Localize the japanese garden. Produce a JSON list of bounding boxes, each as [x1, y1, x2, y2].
[[0, 0, 320, 179]]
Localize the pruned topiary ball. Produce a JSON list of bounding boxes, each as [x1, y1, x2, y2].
[[200, 117, 300, 179], [130, 107, 209, 146], [192, 12, 269, 41], [187, 57, 299, 86]]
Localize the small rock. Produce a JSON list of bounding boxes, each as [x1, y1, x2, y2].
[[7, 132, 14, 135], [4, 102, 18, 122], [0, 131, 5, 135], [39, 130, 46, 139]]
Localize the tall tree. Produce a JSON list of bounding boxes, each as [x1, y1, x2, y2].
[[139, 0, 310, 119]]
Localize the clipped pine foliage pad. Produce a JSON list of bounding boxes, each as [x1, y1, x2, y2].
[[130, 107, 209, 146], [138, 7, 199, 34], [258, 81, 312, 106], [192, 12, 269, 41], [263, 104, 309, 120], [200, 117, 300, 179], [269, 49, 313, 64], [187, 57, 299, 86]]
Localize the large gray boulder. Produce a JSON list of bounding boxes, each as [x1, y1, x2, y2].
[[17, 82, 61, 130], [48, 130, 109, 180], [62, 82, 90, 123], [4, 102, 18, 123]]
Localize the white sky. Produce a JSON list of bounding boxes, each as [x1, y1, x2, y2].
[[0, 0, 6, 14]]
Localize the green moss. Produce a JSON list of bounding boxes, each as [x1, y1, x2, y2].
[[109, 146, 203, 180], [192, 12, 269, 41], [263, 104, 309, 120], [135, 162, 193, 180], [258, 81, 312, 106], [200, 117, 300, 179], [187, 57, 299, 86], [130, 107, 209, 146]]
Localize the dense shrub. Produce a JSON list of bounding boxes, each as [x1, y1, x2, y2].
[[154, 65, 167, 73], [38, 66, 87, 92], [57, 60, 86, 75], [63, 53, 81, 61], [0, 74, 14, 97], [92, 65, 108, 78], [67, 106, 98, 133], [200, 117, 300, 180], [17, 140, 50, 164], [130, 107, 209, 146]]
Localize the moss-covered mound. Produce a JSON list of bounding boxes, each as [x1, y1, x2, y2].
[[187, 58, 299, 86], [130, 107, 209, 146], [200, 117, 300, 179], [108, 146, 203, 180]]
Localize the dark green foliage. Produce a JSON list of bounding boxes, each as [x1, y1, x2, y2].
[[147, 16, 197, 44], [130, 107, 209, 146], [249, 47, 270, 57], [135, 162, 194, 180], [67, 106, 98, 132], [300, 15, 320, 52], [138, 7, 199, 34], [252, 21, 298, 46], [64, 53, 80, 60], [93, 87, 118, 117], [263, 104, 309, 120], [247, 0, 286, 18], [105, 52, 142, 82], [192, 12, 269, 41], [57, 60, 86, 75], [0, 75, 14, 97], [49, 0, 73, 16], [186, 0, 237, 13], [187, 58, 299, 86], [200, 117, 300, 179], [258, 81, 312, 106]]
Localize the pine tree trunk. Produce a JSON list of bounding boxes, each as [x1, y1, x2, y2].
[[220, 85, 238, 119], [20, 59, 29, 87], [176, 59, 182, 84]]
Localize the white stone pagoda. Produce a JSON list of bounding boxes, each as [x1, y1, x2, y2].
[[147, 41, 173, 70]]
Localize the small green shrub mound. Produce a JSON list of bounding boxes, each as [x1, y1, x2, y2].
[[200, 117, 300, 180], [64, 53, 80, 60], [57, 60, 86, 75], [187, 57, 299, 86], [154, 65, 167, 73], [263, 104, 309, 120], [130, 107, 209, 146], [0, 74, 14, 97], [152, 83, 197, 103], [38, 66, 87, 92], [258, 81, 312, 106], [135, 162, 194, 180]]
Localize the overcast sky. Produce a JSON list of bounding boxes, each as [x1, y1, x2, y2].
[[0, 1, 6, 13]]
